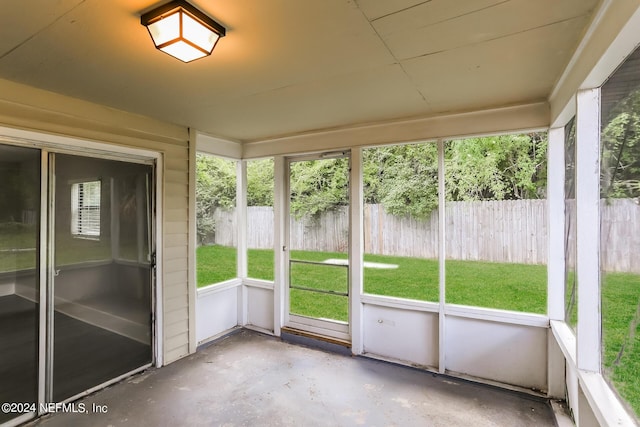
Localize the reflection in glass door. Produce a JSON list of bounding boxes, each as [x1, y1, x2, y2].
[[0, 145, 40, 424], [286, 153, 350, 340], [0, 143, 156, 422], [51, 154, 154, 401]]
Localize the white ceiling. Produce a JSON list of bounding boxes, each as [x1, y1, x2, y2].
[[0, 0, 600, 142]]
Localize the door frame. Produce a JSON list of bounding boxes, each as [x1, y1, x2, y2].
[[0, 126, 164, 421], [283, 151, 351, 342]]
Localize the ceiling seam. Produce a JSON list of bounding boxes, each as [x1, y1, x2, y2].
[[0, 0, 87, 62], [368, 0, 433, 22], [353, 0, 430, 105], [400, 14, 593, 62], [371, 0, 511, 26]]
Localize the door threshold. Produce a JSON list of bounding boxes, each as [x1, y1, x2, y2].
[[281, 327, 352, 355]]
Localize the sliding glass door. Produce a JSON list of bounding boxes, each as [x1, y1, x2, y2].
[[51, 154, 154, 401], [0, 144, 155, 423]]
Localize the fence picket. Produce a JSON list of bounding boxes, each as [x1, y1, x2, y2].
[[206, 199, 639, 273]]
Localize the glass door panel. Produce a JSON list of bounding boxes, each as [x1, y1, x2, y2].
[[52, 154, 153, 401], [0, 145, 40, 424], [287, 155, 350, 337]]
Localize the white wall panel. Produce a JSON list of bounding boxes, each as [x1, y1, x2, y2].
[[196, 285, 240, 344], [445, 316, 547, 390], [245, 286, 274, 332], [363, 304, 438, 368]]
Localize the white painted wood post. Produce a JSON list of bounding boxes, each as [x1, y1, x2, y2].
[[350, 148, 364, 354], [547, 126, 567, 398], [575, 88, 601, 373], [187, 129, 197, 355], [438, 139, 446, 374], [547, 127, 566, 321], [237, 160, 248, 325], [273, 156, 287, 336]]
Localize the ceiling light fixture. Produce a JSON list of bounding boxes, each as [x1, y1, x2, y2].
[[141, 0, 226, 63]]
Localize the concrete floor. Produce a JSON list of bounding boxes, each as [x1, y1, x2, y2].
[[30, 329, 557, 427]]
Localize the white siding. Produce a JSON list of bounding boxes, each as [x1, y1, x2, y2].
[[0, 77, 192, 365]]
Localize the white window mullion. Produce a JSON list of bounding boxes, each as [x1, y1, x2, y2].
[[237, 161, 248, 280], [273, 156, 287, 336], [237, 160, 248, 327], [350, 147, 364, 354], [547, 127, 566, 320], [575, 88, 601, 373], [438, 138, 446, 374]]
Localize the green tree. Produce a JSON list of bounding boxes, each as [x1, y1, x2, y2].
[[289, 158, 349, 219], [601, 88, 640, 199], [445, 133, 547, 202], [196, 154, 236, 243], [196, 133, 549, 228], [363, 144, 439, 219], [247, 159, 274, 206]]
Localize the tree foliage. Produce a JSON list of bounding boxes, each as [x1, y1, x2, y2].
[[445, 133, 547, 202], [196, 154, 236, 242], [601, 87, 640, 199], [247, 159, 274, 206], [289, 158, 349, 219], [196, 133, 549, 230], [363, 144, 439, 219]]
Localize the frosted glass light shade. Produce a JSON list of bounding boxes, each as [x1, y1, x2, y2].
[[141, 0, 225, 63]]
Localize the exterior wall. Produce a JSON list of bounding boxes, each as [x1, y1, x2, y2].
[[0, 78, 193, 365]]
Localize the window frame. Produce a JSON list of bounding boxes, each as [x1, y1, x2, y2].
[[70, 179, 101, 239]]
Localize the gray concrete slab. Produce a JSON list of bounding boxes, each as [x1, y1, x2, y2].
[[29, 329, 556, 427]]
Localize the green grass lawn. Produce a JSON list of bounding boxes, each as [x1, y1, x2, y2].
[[197, 244, 640, 417], [602, 272, 640, 417], [197, 245, 548, 313]]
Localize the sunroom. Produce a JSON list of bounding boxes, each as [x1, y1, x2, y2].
[[0, 1, 639, 426]]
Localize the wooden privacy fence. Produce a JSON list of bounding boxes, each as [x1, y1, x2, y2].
[[600, 198, 640, 273], [209, 199, 640, 273]]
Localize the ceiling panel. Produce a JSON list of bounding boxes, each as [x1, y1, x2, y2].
[[186, 63, 429, 141], [371, 0, 506, 37], [0, 0, 85, 57], [374, 0, 600, 60], [402, 15, 592, 114]]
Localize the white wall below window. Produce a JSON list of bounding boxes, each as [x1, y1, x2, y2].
[[362, 304, 439, 368], [245, 284, 274, 332], [444, 316, 548, 391], [222, 288, 551, 393], [196, 281, 241, 345]]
